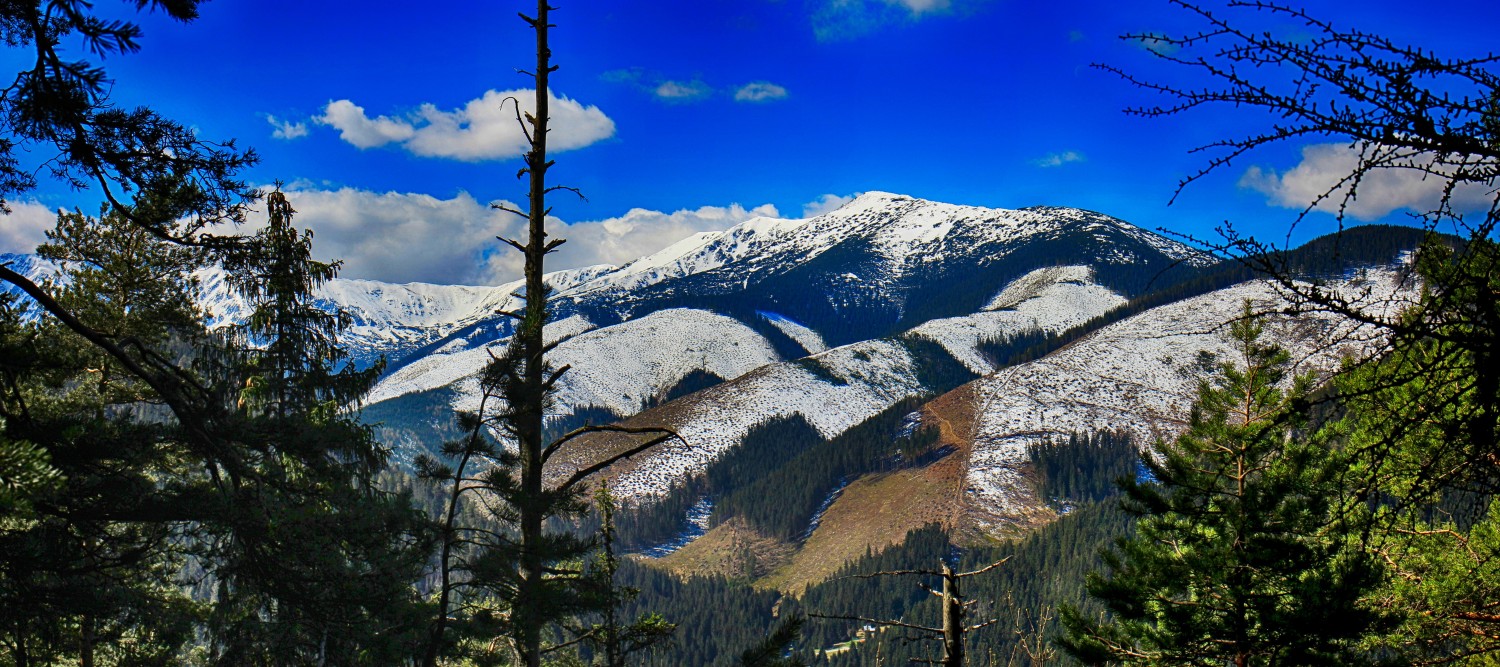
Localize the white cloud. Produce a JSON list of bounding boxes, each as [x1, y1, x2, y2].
[[653, 80, 713, 102], [266, 114, 309, 140], [250, 188, 779, 286], [1034, 150, 1086, 168], [314, 89, 616, 161], [258, 188, 515, 285], [531, 202, 781, 280], [889, 0, 951, 13], [734, 82, 789, 103], [0, 201, 57, 254], [811, 0, 969, 40], [1240, 142, 1496, 221], [315, 100, 415, 148], [802, 193, 857, 217]]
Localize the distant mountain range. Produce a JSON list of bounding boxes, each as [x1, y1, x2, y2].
[[2, 193, 1425, 587]]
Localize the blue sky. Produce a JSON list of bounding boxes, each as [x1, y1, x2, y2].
[[2, 0, 1497, 285]]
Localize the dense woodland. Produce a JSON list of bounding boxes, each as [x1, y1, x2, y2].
[[2, 1, 1500, 666]]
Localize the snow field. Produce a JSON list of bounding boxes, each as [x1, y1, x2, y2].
[[962, 270, 1416, 528], [606, 338, 927, 499], [910, 265, 1126, 373]]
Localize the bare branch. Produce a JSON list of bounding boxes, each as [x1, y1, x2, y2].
[[555, 430, 686, 491], [808, 613, 943, 636], [543, 424, 680, 463], [957, 556, 1011, 578]]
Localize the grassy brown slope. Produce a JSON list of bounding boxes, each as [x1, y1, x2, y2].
[[755, 383, 988, 592], [649, 517, 795, 581], [757, 455, 965, 593], [635, 380, 1058, 592]]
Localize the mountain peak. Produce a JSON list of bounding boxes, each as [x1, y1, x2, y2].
[[829, 190, 917, 215]]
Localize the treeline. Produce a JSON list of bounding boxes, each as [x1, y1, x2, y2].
[[714, 399, 940, 541], [607, 560, 801, 667], [1029, 431, 1138, 507]]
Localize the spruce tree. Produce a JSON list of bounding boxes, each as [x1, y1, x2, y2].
[[205, 190, 429, 666], [1061, 305, 1385, 666]]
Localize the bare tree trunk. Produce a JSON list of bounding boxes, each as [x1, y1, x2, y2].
[[79, 614, 94, 667], [940, 564, 963, 667], [516, 2, 554, 666]]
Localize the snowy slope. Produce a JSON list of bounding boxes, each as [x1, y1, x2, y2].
[[593, 338, 928, 499], [907, 266, 1126, 373], [956, 270, 1417, 530], [368, 308, 784, 419], [559, 267, 1127, 500], [758, 311, 828, 354]]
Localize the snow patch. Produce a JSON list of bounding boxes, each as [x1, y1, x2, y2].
[[962, 271, 1416, 529], [909, 266, 1125, 374], [606, 338, 927, 500], [758, 310, 828, 354]]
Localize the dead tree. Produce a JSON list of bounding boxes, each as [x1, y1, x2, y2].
[[811, 557, 1009, 667], [414, 4, 683, 666]]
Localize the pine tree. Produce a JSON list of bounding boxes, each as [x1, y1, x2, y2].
[[575, 485, 675, 666], [204, 189, 430, 666], [0, 204, 212, 666], [735, 615, 808, 667], [1061, 305, 1385, 666], [1330, 241, 1500, 662]]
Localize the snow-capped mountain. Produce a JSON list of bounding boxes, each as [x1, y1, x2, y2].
[[355, 192, 1205, 424], [5, 192, 1212, 470], [4, 191, 1428, 565], [548, 265, 1128, 500]]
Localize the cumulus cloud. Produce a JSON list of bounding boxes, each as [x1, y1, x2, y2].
[[528, 203, 782, 280], [802, 193, 857, 217], [315, 100, 415, 148], [811, 0, 970, 40], [266, 114, 309, 140], [1240, 142, 1496, 221], [734, 82, 789, 103], [1034, 150, 1086, 168], [254, 188, 514, 285], [314, 89, 615, 161], [653, 80, 713, 103], [248, 188, 779, 286], [0, 201, 58, 254]]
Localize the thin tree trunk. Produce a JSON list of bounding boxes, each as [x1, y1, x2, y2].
[[516, 2, 553, 666], [423, 389, 488, 667], [941, 563, 963, 667], [79, 614, 94, 667]]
